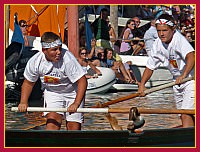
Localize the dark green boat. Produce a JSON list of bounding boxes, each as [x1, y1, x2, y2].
[[5, 127, 195, 147]]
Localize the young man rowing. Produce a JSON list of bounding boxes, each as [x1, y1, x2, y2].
[[18, 32, 87, 130], [138, 14, 195, 128]]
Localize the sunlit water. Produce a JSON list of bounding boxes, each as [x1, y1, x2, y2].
[[5, 88, 182, 131]]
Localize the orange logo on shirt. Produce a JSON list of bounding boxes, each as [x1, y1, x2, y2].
[[44, 75, 60, 83], [170, 59, 178, 68]]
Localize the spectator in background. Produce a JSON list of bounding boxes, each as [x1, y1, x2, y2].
[[164, 5, 172, 15], [180, 8, 195, 28], [91, 7, 124, 71], [136, 5, 154, 20], [119, 19, 135, 55], [91, 8, 112, 49], [19, 20, 29, 46], [182, 31, 195, 48], [77, 47, 101, 79], [87, 39, 101, 67], [172, 5, 181, 23], [94, 46, 107, 67], [143, 19, 158, 56], [152, 5, 165, 19], [105, 48, 136, 83], [106, 18, 117, 49], [123, 6, 140, 18], [131, 17, 145, 55], [132, 16, 141, 28], [95, 5, 110, 15]]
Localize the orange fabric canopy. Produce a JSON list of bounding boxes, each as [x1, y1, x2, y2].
[[9, 5, 66, 41]]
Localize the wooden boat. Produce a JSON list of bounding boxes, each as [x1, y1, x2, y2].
[[110, 55, 173, 91], [6, 106, 196, 147], [5, 127, 195, 147]]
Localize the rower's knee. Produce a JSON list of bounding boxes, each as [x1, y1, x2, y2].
[[181, 114, 195, 128], [46, 112, 62, 130], [46, 119, 61, 130], [66, 121, 81, 130]]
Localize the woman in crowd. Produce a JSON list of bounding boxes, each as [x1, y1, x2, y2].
[[119, 19, 136, 55], [78, 47, 101, 79]]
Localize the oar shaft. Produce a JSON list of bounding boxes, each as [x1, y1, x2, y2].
[[96, 77, 194, 108], [137, 108, 195, 115], [11, 107, 195, 115], [11, 107, 109, 113], [144, 76, 194, 94], [109, 108, 195, 115], [99, 93, 140, 108]]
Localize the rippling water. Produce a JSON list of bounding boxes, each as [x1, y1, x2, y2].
[[5, 88, 182, 131]]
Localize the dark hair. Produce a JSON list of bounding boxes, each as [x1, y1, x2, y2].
[[79, 47, 87, 55], [41, 32, 61, 43], [100, 8, 108, 14], [19, 20, 27, 27], [120, 19, 135, 38], [104, 48, 113, 54], [104, 48, 113, 60]]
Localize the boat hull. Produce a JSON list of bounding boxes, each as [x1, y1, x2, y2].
[[5, 127, 195, 147]]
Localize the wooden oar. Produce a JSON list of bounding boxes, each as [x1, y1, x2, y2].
[[104, 113, 123, 130], [93, 76, 194, 108], [95, 101, 123, 130], [11, 107, 195, 115]]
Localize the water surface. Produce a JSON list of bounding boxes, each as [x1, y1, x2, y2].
[[5, 88, 182, 130]]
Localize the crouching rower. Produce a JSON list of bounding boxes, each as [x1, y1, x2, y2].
[[137, 14, 195, 128]]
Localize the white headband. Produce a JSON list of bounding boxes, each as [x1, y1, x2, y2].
[[155, 19, 174, 27], [41, 39, 62, 48]]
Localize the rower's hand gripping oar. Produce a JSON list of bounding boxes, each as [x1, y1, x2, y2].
[[93, 76, 194, 108]]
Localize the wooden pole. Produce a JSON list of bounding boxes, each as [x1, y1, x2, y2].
[[67, 6, 79, 57], [110, 6, 118, 38], [5, 5, 10, 48], [95, 101, 123, 130], [11, 107, 195, 115], [93, 76, 194, 108]]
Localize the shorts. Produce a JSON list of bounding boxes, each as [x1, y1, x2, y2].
[[43, 90, 84, 123], [173, 80, 195, 110]]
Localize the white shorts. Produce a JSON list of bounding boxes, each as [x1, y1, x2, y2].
[[173, 80, 195, 110], [43, 90, 84, 123]]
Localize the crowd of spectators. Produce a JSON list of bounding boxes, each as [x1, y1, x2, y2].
[[77, 5, 195, 83], [79, 5, 195, 50]]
